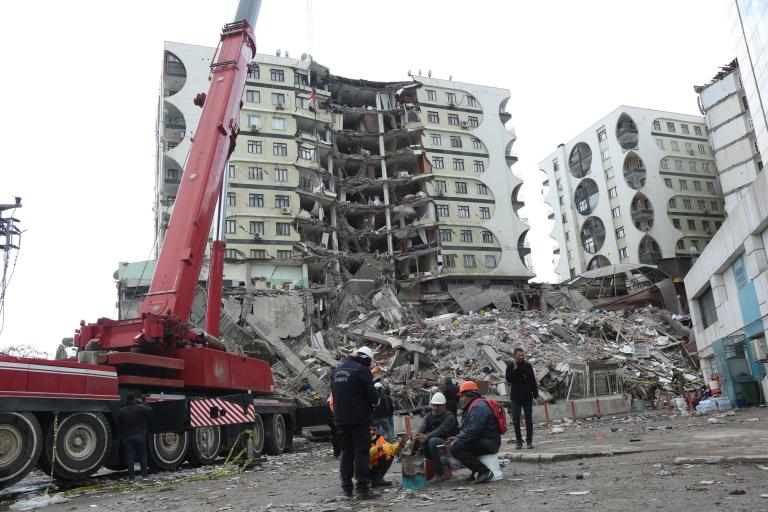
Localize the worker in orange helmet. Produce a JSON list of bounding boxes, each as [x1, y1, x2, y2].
[[444, 381, 501, 484]]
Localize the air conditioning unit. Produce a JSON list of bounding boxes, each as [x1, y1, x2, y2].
[[253, 233, 262, 240], [460, 121, 469, 129], [751, 336, 768, 361], [275, 104, 285, 110], [281, 207, 291, 214], [250, 124, 260, 131]]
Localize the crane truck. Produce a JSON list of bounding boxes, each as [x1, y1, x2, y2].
[[0, 0, 327, 489]]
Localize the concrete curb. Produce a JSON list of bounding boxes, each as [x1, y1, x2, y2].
[[500, 449, 657, 463], [673, 455, 768, 464]]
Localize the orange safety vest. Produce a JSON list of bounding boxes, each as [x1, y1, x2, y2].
[[328, 393, 334, 413]]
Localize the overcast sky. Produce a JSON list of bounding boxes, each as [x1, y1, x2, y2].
[[0, 1, 734, 352]]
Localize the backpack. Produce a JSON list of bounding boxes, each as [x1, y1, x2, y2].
[[467, 398, 508, 435]]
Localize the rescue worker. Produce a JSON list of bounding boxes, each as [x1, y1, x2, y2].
[[331, 346, 379, 499], [413, 392, 457, 482], [440, 377, 460, 417], [368, 424, 407, 487], [116, 392, 152, 483], [372, 382, 391, 439], [445, 381, 501, 484]]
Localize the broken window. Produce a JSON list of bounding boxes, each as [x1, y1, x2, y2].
[[246, 90, 260, 103], [444, 254, 456, 267], [482, 231, 493, 243], [273, 143, 288, 156], [227, 192, 236, 206], [271, 93, 285, 106], [248, 65, 260, 79], [467, 116, 479, 127], [476, 183, 488, 195], [430, 134, 442, 146], [448, 114, 460, 125], [479, 207, 490, 219], [439, 229, 452, 241], [455, 181, 467, 194], [225, 220, 236, 233], [452, 158, 465, 170], [275, 195, 290, 208], [427, 111, 439, 123], [485, 255, 497, 268], [432, 156, 444, 169], [249, 221, 264, 234], [228, 165, 236, 178], [247, 140, 262, 154], [435, 180, 447, 193], [472, 138, 483, 150], [450, 136, 462, 148], [248, 167, 263, 180], [272, 117, 286, 130], [446, 92, 457, 104], [473, 160, 485, 172], [436, 204, 449, 217], [426, 90, 437, 101], [249, 194, 263, 207], [460, 230, 472, 242], [463, 254, 476, 267], [275, 168, 288, 181], [467, 96, 478, 107], [277, 250, 292, 260], [457, 205, 470, 218], [270, 68, 284, 82], [250, 249, 266, 258]]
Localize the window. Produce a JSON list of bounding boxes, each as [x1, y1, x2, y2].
[[276, 222, 291, 236], [250, 249, 266, 259], [426, 90, 437, 101], [228, 164, 236, 178], [446, 92, 457, 104], [246, 90, 260, 103], [476, 183, 488, 195], [612, 206, 621, 218], [299, 147, 314, 161], [294, 72, 308, 86], [275, 195, 290, 208], [444, 254, 456, 267], [656, 138, 665, 149], [271, 93, 285, 106], [247, 65, 260, 79], [703, 162, 711, 173], [227, 192, 236, 206], [680, 179, 688, 189], [664, 178, 673, 188], [675, 160, 683, 171], [698, 144, 706, 154], [485, 255, 497, 268], [689, 161, 697, 172], [666, 122, 676, 132], [559, 195, 564, 205], [691, 240, 700, 251], [697, 200, 706, 210], [688, 219, 697, 230], [225, 220, 236, 233], [671, 141, 679, 151], [681, 124, 690, 134], [450, 136, 462, 148], [609, 187, 617, 198], [436, 204, 449, 217], [706, 182, 715, 193], [166, 168, 179, 181], [685, 142, 693, 153], [467, 116, 479, 127], [448, 113, 460, 125], [247, 115, 261, 129], [562, 213, 568, 224], [273, 143, 288, 156], [694, 181, 702, 191], [427, 111, 439, 123], [482, 231, 493, 243], [676, 239, 686, 250], [669, 198, 677, 208], [296, 97, 310, 109], [463, 255, 476, 268], [248, 193, 263, 207], [473, 160, 485, 172], [553, 159, 560, 172], [605, 167, 614, 178], [248, 167, 263, 180], [683, 199, 692, 209], [225, 249, 239, 259], [619, 247, 628, 259], [598, 129, 607, 141], [272, 117, 286, 130], [615, 227, 625, 239], [653, 120, 661, 130], [565, 231, 570, 241], [702, 220, 711, 232], [435, 180, 447, 193], [567, 250, 573, 260], [432, 156, 444, 169], [460, 230, 472, 242], [715, 221, 722, 229], [556, 178, 562, 191], [601, 148, 610, 161], [467, 96, 477, 107], [247, 140, 262, 154], [439, 229, 452, 241], [673, 218, 681, 229], [275, 168, 288, 182], [472, 138, 483, 150], [452, 158, 465, 170], [249, 221, 264, 235], [277, 250, 292, 260], [455, 181, 468, 194], [430, 134, 442, 146], [710, 201, 719, 211], [479, 207, 491, 219], [457, 205, 470, 218], [269, 68, 284, 82], [661, 159, 669, 170], [694, 126, 703, 136]]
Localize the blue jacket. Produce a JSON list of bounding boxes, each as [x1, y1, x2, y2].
[[452, 395, 501, 454], [331, 356, 378, 426]]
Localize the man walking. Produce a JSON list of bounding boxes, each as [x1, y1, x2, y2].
[[116, 392, 152, 482], [331, 346, 379, 499], [445, 381, 501, 484], [413, 392, 457, 482], [505, 348, 539, 449]]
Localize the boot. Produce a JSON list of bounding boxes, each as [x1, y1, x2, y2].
[[356, 487, 380, 500]]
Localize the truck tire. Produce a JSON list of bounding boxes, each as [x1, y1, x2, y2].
[[263, 414, 286, 455], [250, 414, 265, 455], [41, 413, 112, 481], [0, 412, 43, 489], [187, 425, 222, 466], [149, 431, 189, 470]]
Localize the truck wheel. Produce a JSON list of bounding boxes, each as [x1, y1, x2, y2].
[[149, 431, 189, 470], [42, 413, 112, 481], [0, 412, 43, 489], [187, 426, 222, 466], [250, 414, 265, 455], [263, 414, 286, 455]]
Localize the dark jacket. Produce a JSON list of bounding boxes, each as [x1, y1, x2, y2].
[[116, 402, 153, 437], [373, 389, 389, 420], [506, 360, 538, 402], [440, 381, 460, 416], [331, 356, 378, 426], [452, 394, 501, 453], [417, 410, 457, 439]]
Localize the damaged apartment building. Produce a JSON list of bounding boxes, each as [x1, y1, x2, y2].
[[153, 43, 534, 318]]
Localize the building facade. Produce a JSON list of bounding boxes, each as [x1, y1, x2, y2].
[[540, 106, 723, 281], [695, 59, 763, 212], [156, 43, 532, 305]]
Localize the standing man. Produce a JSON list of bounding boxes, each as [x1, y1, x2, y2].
[[445, 381, 501, 484], [506, 348, 539, 449], [440, 377, 459, 418], [372, 382, 391, 440], [331, 346, 379, 499], [413, 392, 457, 482], [116, 392, 152, 482]]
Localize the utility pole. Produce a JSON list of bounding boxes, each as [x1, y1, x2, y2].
[[0, 196, 22, 327]]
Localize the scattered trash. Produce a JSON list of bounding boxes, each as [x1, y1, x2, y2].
[[728, 489, 746, 495], [9, 495, 69, 511], [566, 490, 591, 495]]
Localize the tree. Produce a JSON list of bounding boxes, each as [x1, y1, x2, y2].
[[0, 344, 51, 359]]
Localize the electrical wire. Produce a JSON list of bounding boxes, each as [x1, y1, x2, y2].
[[0, 207, 21, 337]]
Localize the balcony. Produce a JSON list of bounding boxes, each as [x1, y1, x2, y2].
[[499, 111, 512, 124], [512, 200, 525, 210], [165, 176, 180, 184]]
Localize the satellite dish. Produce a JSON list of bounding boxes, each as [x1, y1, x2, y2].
[[301, 53, 308, 60], [428, 70, 432, 77], [276, 49, 281, 56]]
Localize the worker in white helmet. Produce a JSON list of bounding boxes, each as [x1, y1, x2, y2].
[[413, 391, 458, 482]]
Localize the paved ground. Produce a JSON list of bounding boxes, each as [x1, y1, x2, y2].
[[4, 406, 768, 511]]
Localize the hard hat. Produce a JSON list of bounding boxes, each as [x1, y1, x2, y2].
[[356, 346, 374, 360], [430, 392, 447, 405], [374, 382, 383, 389], [458, 381, 479, 395]]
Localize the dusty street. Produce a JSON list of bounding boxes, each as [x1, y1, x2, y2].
[[5, 407, 768, 512]]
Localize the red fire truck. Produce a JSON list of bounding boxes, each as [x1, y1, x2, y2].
[[0, 0, 326, 489]]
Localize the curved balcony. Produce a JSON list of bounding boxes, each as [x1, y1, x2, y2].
[[580, 216, 606, 254], [630, 192, 654, 231], [638, 235, 662, 264], [623, 152, 646, 190], [587, 255, 610, 271], [569, 142, 592, 178], [163, 101, 186, 150], [616, 113, 638, 150], [163, 51, 186, 97], [574, 178, 599, 215]]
